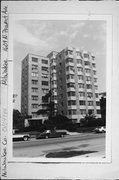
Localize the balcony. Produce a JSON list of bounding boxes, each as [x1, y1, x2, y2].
[[78, 79, 84, 83], [51, 61, 56, 66], [79, 105, 86, 109], [65, 61, 74, 67], [51, 76, 57, 81], [67, 96, 76, 101], [86, 81, 92, 85], [67, 87, 75, 92], [51, 84, 57, 88], [66, 70, 75, 75], [66, 78, 75, 83], [78, 87, 85, 91], [52, 69, 57, 74], [65, 53, 73, 59], [79, 96, 86, 101], [77, 71, 84, 75], [96, 106, 100, 110], [68, 105, 77, 109], [86, 89, 93, 93]]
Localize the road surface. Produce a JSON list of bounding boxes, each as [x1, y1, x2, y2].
[[13, 133, 105, 158]]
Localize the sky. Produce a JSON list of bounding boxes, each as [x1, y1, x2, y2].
[[13, 20, 106, 111]]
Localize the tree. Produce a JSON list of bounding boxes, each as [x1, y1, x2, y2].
[[36, 90, 56, 118]]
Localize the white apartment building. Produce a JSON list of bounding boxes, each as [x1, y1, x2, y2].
[[21, 53, 50, 122], [56, 47, 100, 123]]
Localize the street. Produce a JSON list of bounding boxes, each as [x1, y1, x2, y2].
[[13, 133, 105, 158]]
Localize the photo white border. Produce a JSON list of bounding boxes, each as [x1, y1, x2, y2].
[[7, 13, 112, 163], [1, 1, 119, 179]]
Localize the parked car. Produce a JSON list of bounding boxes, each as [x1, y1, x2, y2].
[[56, 130, 69, 135], [36, 130, 66, 139], [13, 133, 30, 141], [94, 126, 106, 133]]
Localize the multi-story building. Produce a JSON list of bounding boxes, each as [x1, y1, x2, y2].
[[21, 47, 101, 124], [47, 51, 58, 115], [56, 47, 100, 123], [21, 53, 50, 121]]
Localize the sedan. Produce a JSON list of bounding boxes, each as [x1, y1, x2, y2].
[[36, 130, 65, 139], [94, 126, 106, 133]]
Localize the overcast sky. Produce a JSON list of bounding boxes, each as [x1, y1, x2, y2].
[[13, 20, 106, 111]]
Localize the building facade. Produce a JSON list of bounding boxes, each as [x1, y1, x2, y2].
[[21, 53, 50, 120], [21, 47, 100, 124], [56, 47, 100, 123], [47, 51, 58, 115]]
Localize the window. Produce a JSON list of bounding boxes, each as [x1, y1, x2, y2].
[[42, 81, 48, 86], [68, 100, 76, 106], [42, 66, 48, 71], [52, 66, 56, 70], [52, 73, 56, 78], [92, 63, 96, 68], [86, 84, 92, 89], [52, 80, 56, 85], [42, 59, 48, 64], [32, 87, 38, 92], [67, 74, 74, 80], [66, 66, 74, 72], [88, 101, 93, 106], [79, 83, 84, 88], [67, 91, 76, 96], [84, 61, 90, 66], [51, 59, 56, 64], [77, 59, 82, 64], [32, 104, 38, 108], [97, 110, 101, 114], [95, 93, 98, 98], [42, 96, 48, 103], [85, 69, 91, 73], [79, 92, 85, 97], [32, 80, 38, 85], [31, 72, 38, 77], [87, 93, 93, 98], [32, 64, 38, 70], [79, 101, 86, 105], [86, 76, 91, 81], [78, 75, 84, 80], [94, 78, 97, 82], [68, 109, 76, 115], [95, 85, 98, 90], [32, 95, 38, 101], [42, 74, 48, 79], [65, 50, 73, 56], [67, 83, 75, 88], [92, 56, 95, 60], [42, 88, 49, 94], [96, 101, 100, 106], [84, 53, 89, 58], [76, 51, 81, 56], [32, 57, 38, 62], [66, 58, 73, 63], [93, 70, 96, 75], [80, 109, 86, 115], [52, 95, 57, 101], [77, 67, 83, 72]]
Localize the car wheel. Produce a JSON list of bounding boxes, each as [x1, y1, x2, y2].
[[23, 136, 29, 141], [45, 135, 48, 139]]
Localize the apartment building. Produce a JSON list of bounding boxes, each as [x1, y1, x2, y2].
[[47, 51, 58, 115], [56, 47, 100, 123], [21, 53, 50, 120]]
